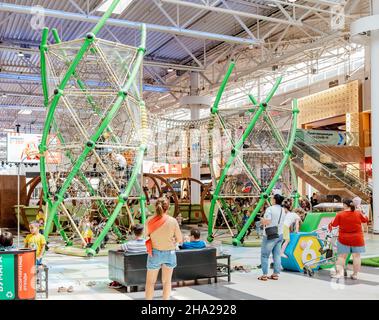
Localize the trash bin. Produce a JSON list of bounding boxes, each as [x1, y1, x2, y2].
[[0, 249, 36, 300]]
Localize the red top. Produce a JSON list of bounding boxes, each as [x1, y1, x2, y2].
[[329, 210, 368, 247]]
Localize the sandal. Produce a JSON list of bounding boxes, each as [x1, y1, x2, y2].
[[258, 275, 268, 281], [268, 274, 279, 280]]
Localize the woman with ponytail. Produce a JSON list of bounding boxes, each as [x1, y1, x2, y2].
[[329, 199, 369, 280], [145, 197, 182, 300]]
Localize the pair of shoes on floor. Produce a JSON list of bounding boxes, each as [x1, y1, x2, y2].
[[86, 281, 97, 287], [108, 281, 123, 289], [233, 265, 251, 273], [256, 263, 273, 269], [58, 286, 74, 293]]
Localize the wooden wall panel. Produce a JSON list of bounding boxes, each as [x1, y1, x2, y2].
[[298, 80, 360, 126], [0, 175, 26, 228]]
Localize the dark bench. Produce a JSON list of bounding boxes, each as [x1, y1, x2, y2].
[[108, 247, 218, 292]]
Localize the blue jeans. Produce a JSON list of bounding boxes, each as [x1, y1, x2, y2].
[[255, 221, 262, 237], [261, 235, 283, 275]]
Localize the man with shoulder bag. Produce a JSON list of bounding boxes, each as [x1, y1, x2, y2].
[[258, 194, 285, 281]]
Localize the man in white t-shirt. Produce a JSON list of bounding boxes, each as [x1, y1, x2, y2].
[[258, 194, 285, 281]]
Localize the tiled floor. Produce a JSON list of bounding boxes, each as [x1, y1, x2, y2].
[[39, 233, 379, 300]]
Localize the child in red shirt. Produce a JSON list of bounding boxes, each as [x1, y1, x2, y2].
[[329, 199, 368, 280]]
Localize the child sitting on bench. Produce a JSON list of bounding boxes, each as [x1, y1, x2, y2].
[[180, 228, 206, 249], [121, 224, 147, 253], [0, 230, 15, 251], [109, 224, 147, 289]]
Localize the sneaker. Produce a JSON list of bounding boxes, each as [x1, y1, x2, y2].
[[108, 281, 122, 289]]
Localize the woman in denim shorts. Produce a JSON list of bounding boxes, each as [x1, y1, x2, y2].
[[329, 199, 369, 280], [145, 197, 182, 300]]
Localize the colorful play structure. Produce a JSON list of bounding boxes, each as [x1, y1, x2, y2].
[[282, 211, 337, 273], [35, 0, 337, 262]]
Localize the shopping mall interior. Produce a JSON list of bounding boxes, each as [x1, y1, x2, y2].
[[0, 0, 378, 302]]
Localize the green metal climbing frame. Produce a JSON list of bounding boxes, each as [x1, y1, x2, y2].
[[39, 0, 147, 256], [207, 61, 299, 245]]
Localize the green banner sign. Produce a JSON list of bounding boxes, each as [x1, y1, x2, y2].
[[0, 254, 15, 300]]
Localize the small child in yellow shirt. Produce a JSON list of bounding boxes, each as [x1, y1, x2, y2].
[[25, 221, 46, 266]]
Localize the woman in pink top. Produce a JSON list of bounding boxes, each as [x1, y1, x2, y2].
[[145, 197, 182, 300]]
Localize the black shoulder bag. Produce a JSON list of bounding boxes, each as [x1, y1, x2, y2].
[[265, 207, 283, 240]]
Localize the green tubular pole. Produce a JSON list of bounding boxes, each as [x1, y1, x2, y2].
[[40, 38, 98, 240], [289, 161, 300, 208], [52, 212, 71, 244], [87, 144, 146, 256], [87, 102, 148, 255], [219, 198, 238, 229], [207, 99, 266, 241], [140, 195, 146, 225], [40, 27, 50, 107], [51, 28, 118, 143], [39, 28, 69, 243], [262, 112, 297, 205], [51, 121, 123, 240], [243, 93, 274, 206], [50, 29, 124, 239], [41, 2, 140, 240], [208, 79, 282, 243], [232, 99, 299, 245], [263, 113, 285, 147], [91, 0, 121, 35], [264, 77, 282, 104], [216, 109, 262, 190], [114, 51, 142, 101], [249, 94, 258, 106], [211, 61, 235, 114], [39, 27, 50, 203]]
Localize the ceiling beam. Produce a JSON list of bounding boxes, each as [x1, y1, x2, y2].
[[0, 2, 257, 45], [0, 44, 205, 72], [160, 0, 303, 26], [0, 104, 45, 112]]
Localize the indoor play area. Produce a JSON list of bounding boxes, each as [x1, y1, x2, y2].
[[0, 0, 378, 302]]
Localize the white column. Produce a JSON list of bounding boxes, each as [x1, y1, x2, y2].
[[351, 0, 379, 233], [190, 72, 201, 204], [179, 72, 212, 204], [372, 0, 379, 233]]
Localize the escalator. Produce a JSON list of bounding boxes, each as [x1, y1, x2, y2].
[[292, 130, 371, 201]]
